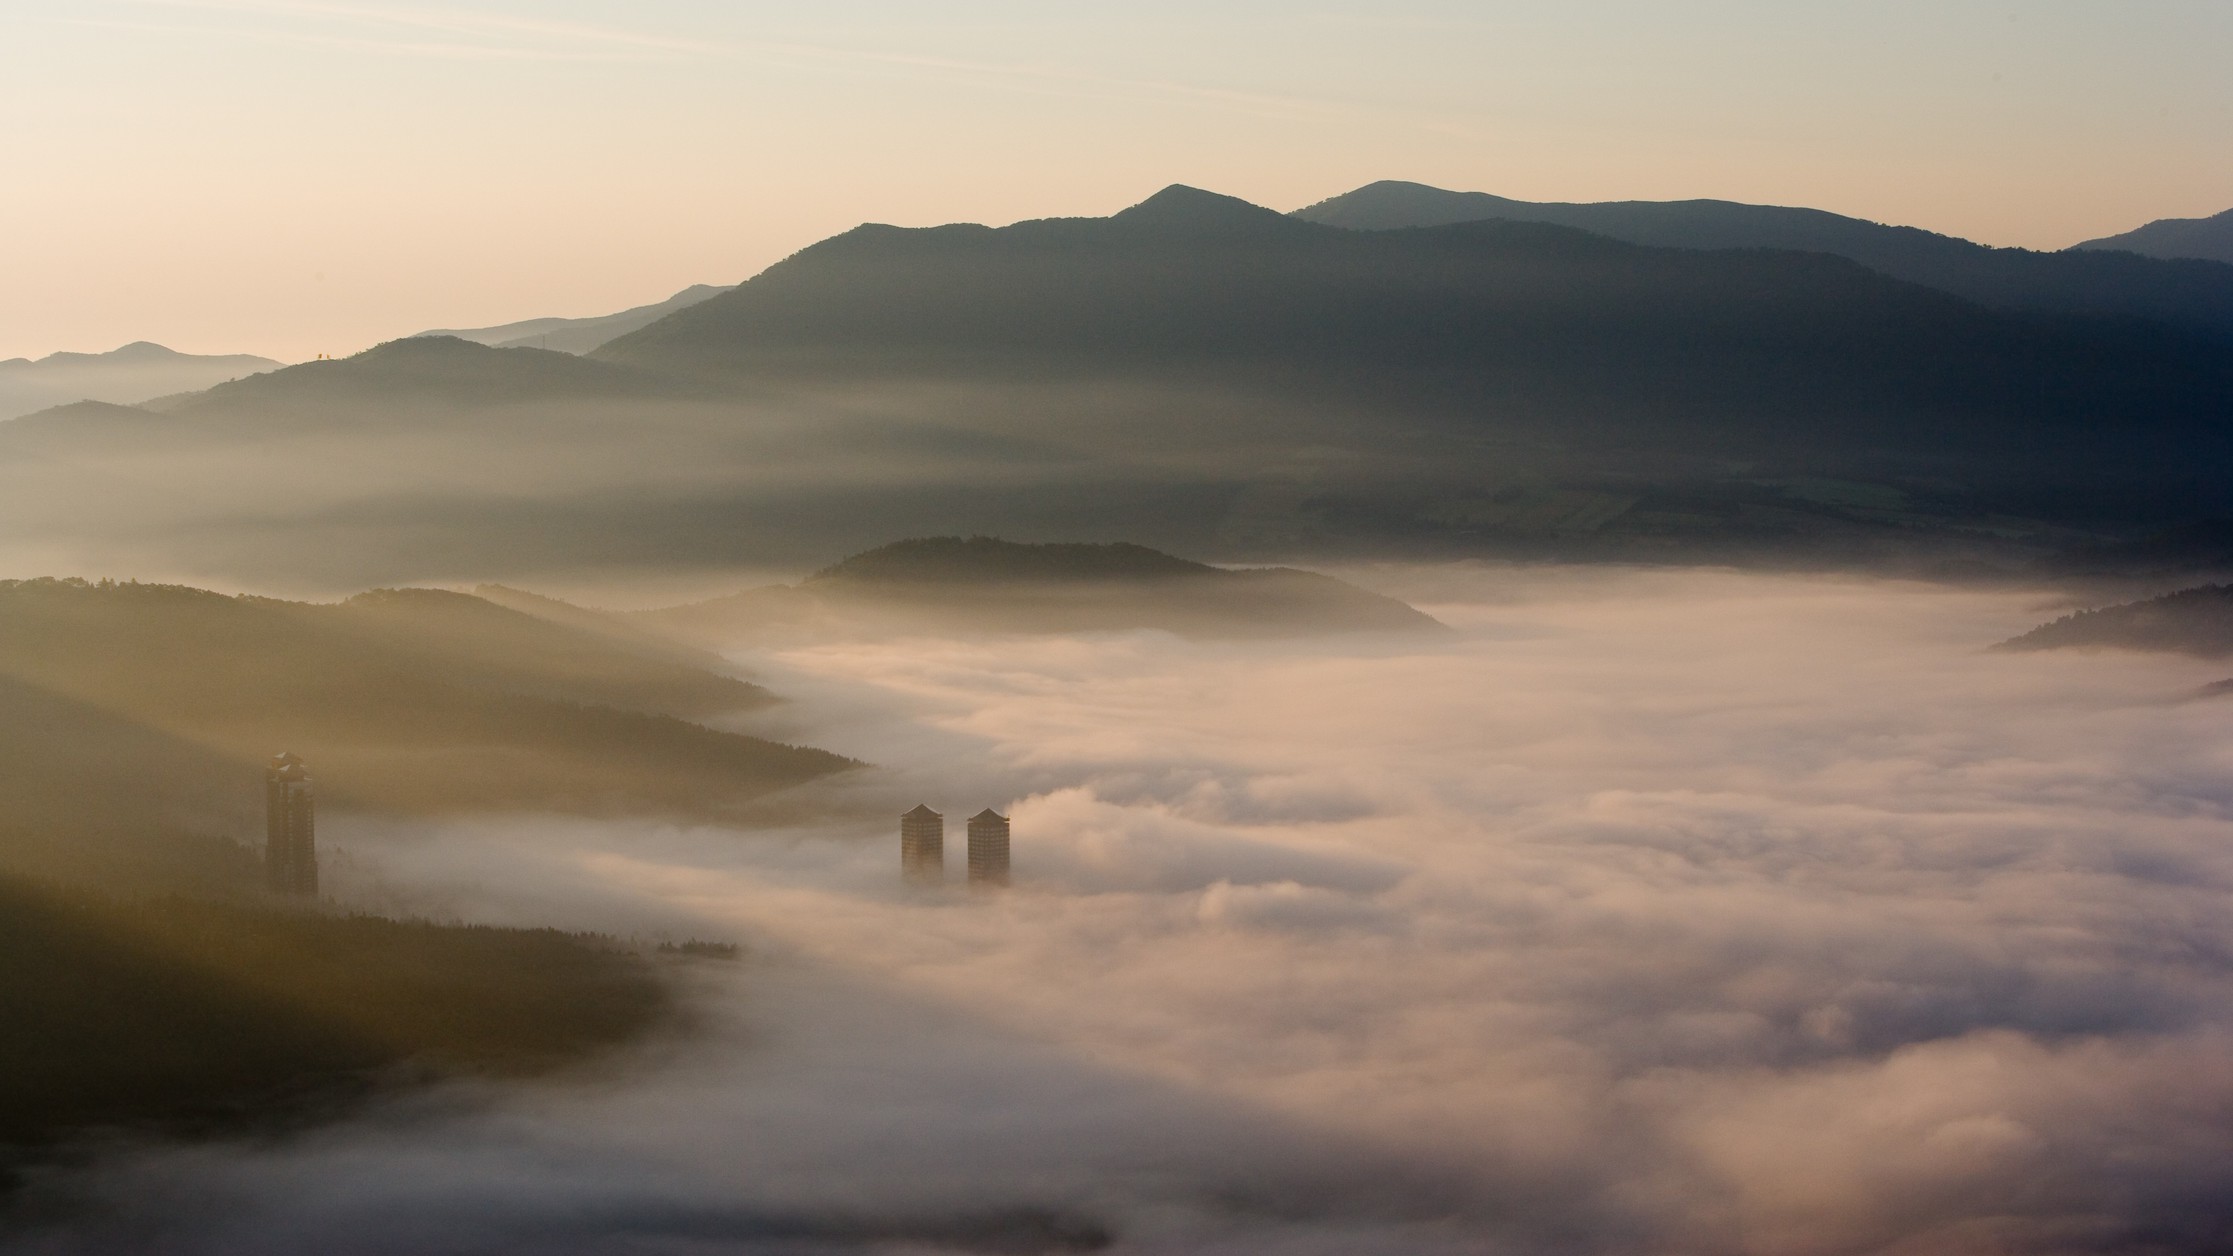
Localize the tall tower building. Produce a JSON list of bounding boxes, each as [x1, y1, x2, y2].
[[967, 809, 1011, 888], [265, 751, 317, 896], [900, 804, 944, 886]]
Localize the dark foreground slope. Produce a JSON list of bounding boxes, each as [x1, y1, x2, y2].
[[1292, 180, 2233, 341], [0, 579, 851, 889], [637, 537, 1442, 643], [0, 878, 670, 1163], [1995, 584, 2233, 657]]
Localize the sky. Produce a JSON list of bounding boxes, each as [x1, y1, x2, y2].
[[3, 0, 2230, 362]]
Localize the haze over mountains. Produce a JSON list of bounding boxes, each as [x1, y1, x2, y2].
[[5, 183, 2232, 586], [415, 284, 735, 355], [0, 342, 280, 423]]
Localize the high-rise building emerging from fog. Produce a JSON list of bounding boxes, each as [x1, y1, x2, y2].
[[265, 751, 317, 896], [968, 809, 1011, 888], [901, 803, 945, 886]]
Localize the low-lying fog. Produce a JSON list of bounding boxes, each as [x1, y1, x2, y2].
[[20, 566, 2233, 1255]]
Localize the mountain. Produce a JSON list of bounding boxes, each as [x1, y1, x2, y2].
[[10, 187, 2233, 584], [600, 185, 2233, 517], [1290, 181, 2233, 342], [416, 284, 735, 354], [1994, 584, 2233, 657], [147, 334, 679, 416], [2075, 208, 2233, 266], [0, 341, 280, 422], [636, 536, 1444, 643], [0, 578, 851, 890]]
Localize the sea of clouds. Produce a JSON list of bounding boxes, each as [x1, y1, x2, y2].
[[15, 565, 2233, 1255]]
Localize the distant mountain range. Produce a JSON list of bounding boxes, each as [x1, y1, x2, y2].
[[599, 185, 2233, 515], [0, 341, 280, 422], [2074, 208, 2233, 266], [1291, 181, 2233, 341], [415, 284, 734, 354], [9, 184, 2233, 584]]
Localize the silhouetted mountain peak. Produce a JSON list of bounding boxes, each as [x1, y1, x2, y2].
[[352, 334, 517, 365], [1111, 185, 1296, 231]]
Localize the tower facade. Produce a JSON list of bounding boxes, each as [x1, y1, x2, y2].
[[900, 804, 944, 886], [967, 809, 1010, 888], [265, 751, 318, 896]]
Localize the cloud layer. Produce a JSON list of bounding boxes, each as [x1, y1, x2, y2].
[[17, 566, 2233, 1254]]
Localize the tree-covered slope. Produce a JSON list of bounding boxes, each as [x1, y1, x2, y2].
[[1995, 584, 2233, 657]]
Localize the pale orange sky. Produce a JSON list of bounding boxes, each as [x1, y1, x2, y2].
[[4, 1, 2229, 362]]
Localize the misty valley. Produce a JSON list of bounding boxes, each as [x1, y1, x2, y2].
[[8, 179, 2233, 1255]]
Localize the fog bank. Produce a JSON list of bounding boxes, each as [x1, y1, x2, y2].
[[15, 566, 2233, 1254]]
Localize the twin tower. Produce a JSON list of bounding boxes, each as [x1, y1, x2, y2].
[[901, 805, 1010, 888]]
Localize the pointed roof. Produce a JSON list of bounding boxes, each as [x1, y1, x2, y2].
[[902, 804, 941, 820], [969, 809, 1007, 823]]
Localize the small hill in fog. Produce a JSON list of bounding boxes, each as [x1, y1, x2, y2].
[[816, 536, 1214, 583], [0, 341, 279, 422], [0, 579, 851, 889], [1994, 584, 2233, 657], [1291, 180, 2233, 341], [2075, 208, 2233, 266], [415, 283, 736, 354], [637, 536, 1443, 643]]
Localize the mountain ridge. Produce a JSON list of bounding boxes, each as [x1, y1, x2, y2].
[[1289, 180, 2233, 341], [2075, 208, 2233, 266], [0, 342, 281, 423], [414, 283, 736, 355]]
